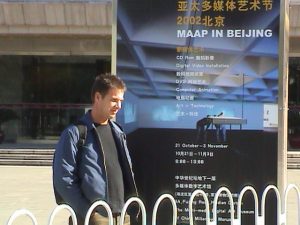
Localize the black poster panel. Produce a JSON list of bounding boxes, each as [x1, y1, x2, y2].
[[117, 1, 280, 224]]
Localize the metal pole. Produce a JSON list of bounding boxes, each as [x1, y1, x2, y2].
[[277, 0, 289, 196], [111, 0, 117, 75]]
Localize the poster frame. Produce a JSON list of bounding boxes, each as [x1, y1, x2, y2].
[[111, 0, 290, 200]]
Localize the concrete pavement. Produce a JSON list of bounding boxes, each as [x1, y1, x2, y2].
[[0, 166, 300, 225], [0, 166, 68, 225]]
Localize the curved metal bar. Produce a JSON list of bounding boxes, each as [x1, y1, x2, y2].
[[283, 184, 300, 225], [152, 194, 177, 225], [48, 204, 77, 225], [121, 197, 146, 225], [84, 200, 113, 225], [7, 209, 38, 225], [237, 186, 259, 225], [212, 187, 235, 225], [8, 184, 300, 225], [189, 189, 210, 225], [261, 185, 281, 225]]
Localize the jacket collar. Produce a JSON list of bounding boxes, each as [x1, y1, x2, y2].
[[79, 110, 122, 134], [79, 110, 98, 131]]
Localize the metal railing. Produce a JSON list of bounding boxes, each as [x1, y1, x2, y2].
[[6, 184, 300, 225]]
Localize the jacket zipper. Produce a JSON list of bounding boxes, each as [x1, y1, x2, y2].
[[109, 122, 138, 197], [120, 133, 141, 219], [94, 127, 109, 199], [122, 133, 139, 196]]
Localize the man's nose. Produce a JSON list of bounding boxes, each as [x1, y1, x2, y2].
[[116, 101, 122, 109]]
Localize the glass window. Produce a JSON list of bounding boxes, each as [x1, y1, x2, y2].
[[0, 55, 110, 148], [288, 57, 300, 150]]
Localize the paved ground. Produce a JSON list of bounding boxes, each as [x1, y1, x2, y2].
[[0, 166, 300, 225], [0, 166, 68, 225]]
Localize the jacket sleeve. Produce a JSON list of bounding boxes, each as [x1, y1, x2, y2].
[[53, 126, 90, 218]]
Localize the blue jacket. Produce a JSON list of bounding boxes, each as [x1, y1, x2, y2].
[[53, 111, 138, 218]]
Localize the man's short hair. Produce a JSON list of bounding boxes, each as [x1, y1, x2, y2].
[[91, 74, 126, 103]]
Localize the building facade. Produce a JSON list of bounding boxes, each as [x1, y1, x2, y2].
[[0, 0, 112, 146], [288, 0, 300, 150]]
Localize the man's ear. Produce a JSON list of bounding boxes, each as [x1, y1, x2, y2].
[[95, 92, 103, 102]]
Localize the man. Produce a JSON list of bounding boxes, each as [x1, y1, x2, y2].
[[53, 74, 138, 225]]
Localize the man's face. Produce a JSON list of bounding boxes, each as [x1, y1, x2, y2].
[[94, 87, 124, 121]]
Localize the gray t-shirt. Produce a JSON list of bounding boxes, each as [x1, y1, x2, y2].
[[96, 123, 125, 213]]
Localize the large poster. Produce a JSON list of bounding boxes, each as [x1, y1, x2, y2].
[[117, 1, 280, 224]]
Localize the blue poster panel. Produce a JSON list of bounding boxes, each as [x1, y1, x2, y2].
[[117, 0, 279, 224]]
